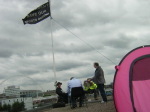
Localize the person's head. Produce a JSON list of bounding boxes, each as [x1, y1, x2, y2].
[[56, 82, 62, 87], [83, 81, 88, 86], [70, 77, 74, 80], [87, 78, 92, 82], [87, 78, 93, 85], [93, 62, 99, 68]]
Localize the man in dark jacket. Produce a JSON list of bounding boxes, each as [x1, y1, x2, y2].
[[92, 62, 107, 103], [56, 82, 68, 103]]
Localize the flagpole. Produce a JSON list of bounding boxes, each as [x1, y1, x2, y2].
[[48, 0, 57, 88]]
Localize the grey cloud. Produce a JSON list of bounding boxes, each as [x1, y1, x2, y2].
[[0, 50, 12, 58], [55, 44, 95, 54], [56, 61, 88, 71], [18, 69, 40, 75], [104, 34, 134, 49], [78, 73, 93, 79]]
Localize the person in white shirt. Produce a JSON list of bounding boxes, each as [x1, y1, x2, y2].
[[67, 77, 83, 108]]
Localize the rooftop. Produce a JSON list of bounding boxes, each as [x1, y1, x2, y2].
[[40, 96, 116, 112]]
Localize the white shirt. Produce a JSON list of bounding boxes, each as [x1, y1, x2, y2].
[[67, 78, 83, 96]]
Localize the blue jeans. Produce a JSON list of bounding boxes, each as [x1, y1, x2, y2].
[[97, 84, 107, 102]]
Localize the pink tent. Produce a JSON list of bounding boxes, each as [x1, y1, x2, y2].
[[113, 45, 150, 112]]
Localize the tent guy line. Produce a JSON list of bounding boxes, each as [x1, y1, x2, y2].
[[52, 18, 116, 65]]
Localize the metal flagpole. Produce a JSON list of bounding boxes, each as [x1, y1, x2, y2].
[[48, 0, 57, 88]]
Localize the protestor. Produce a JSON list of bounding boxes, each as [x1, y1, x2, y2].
[[92, 62, 107, 103], [83, 80, 90, 91], [56, 82, 68, 103], [67, 77, 84, 108], [84, 79, 98, 100]]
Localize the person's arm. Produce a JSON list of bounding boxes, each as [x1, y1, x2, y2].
[[80, 80, 83, 88], [84, 86, 88, 91], [93, 83, 97, 89], [67, 81, 70, 95]]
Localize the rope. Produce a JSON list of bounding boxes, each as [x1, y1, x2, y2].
[[52, 18, 116, 65]]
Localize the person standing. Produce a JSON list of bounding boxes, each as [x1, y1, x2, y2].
[[92, 62, 107, 103]]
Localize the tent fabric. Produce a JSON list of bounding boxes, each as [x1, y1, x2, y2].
[[113, 45, 150, 112], [130, 55, 150, 112], [132, 80, 150, 112], [132, 57, 150, 81]]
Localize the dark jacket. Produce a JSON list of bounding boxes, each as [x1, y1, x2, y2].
[[92, 66, 105, 84], [56, 87, 63, 96]]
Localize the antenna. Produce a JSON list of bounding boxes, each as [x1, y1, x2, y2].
[[48, 0, 57, 88]]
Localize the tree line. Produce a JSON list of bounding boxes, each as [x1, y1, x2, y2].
[[0, 102, 25, 112]]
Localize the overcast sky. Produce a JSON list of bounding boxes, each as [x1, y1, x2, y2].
[[0, 0, 150, 92]]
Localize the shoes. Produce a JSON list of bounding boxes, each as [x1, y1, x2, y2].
[[101, 101, 104, 103], [71, 104, 77, 109], [79, 105, 82, 107], [71, 106, 76, 109], [101, 100, 107, 103], [71, 105, 77, 109]]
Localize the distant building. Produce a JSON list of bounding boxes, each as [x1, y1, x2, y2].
[[43, 90, 56, 96], [0, 97, 33, 110], [20, 90, 43, 98], [4, 86, 20, 98], [0, 93, 6, 98], [4, 86, 43, 98]]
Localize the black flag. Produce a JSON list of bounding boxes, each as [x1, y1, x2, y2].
[[22, 2, 50, 25]]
